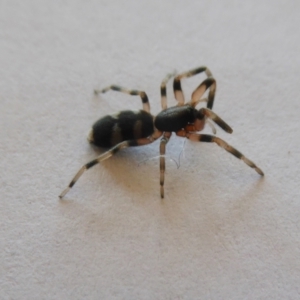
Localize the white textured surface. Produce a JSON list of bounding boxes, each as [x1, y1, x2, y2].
[[1, 0, 300, 299]]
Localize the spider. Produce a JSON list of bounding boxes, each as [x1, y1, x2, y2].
[[59, 66, 264, 199]]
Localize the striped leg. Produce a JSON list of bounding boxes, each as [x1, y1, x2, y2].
[[196, 108, 233, 133], [94, 85, 151, 113], [206, 119, 217, 135], [160, 71, 177, 110], [173, 66, 216, 108], [191, 77, 216, 109], [59, 130, 163, 198], [176, 132, 264, 176], [159, 132, 172, 198]]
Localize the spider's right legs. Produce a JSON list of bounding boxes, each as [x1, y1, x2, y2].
[[173, 66, 216, 109], [94, 85, 151, 113], [59, 130, 163, 199]]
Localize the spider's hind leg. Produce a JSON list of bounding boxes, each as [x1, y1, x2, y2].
[[59, 130, 163, 199], [94, 85, 151, 113], [59, 140, 131, 199]]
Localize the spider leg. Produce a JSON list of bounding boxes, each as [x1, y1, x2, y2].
[[159, 132, 172, 198], [190, 77, 216, 109], [160, 71, 177, 110], [176, 131, 264, 176], [195, 108, 233, 133], [173, 66, 216, 108], [94, 85, 151, 113], [205, 119, 217, 135], [59, 130, 163, 198]]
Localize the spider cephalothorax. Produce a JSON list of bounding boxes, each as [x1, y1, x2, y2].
[[59, 66, 264, 199]]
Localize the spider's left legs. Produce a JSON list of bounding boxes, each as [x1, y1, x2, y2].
[[159, 132, 172, 198], [59, 130, 163, 198], [173, 66, 215, 107], [176, 132, 264, 176], [94, 85, 151, 113], [160, 71, 177, 110]]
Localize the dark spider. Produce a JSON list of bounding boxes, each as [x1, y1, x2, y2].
[[59, 66, 264, 199]]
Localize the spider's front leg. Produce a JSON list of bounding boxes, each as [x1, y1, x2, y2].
[[176, 131, 264, 176], [196, 108, 233, 134], [183, 108, 233, 134], [173, 66, 216, 109]]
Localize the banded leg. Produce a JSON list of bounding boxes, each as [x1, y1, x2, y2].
[[205, 119, 217, 135], [176, 132, 264, 176], [195, 108, 233, 133], [59, 130, 163, 198], [94, 85, 151, 113], [160, 71, 177, 110], [173, 66, 216, 108], [191, 77, 216, 109], [159, 132, 172, 198]]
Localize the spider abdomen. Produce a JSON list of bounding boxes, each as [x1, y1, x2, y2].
[[89, 110, 154, 148], [154, 104, 197, 132]]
